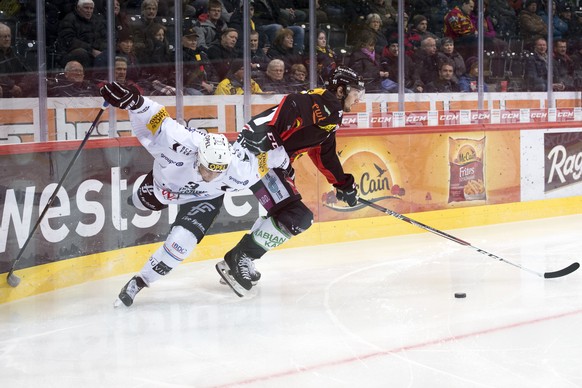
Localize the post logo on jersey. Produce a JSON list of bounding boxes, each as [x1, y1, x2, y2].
[[147, 107, 170, 134]]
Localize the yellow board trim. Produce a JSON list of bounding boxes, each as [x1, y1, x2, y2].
[[2, 196, 581, 303]]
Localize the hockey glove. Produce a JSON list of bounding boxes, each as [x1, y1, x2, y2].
[[100, 82, 144, 110], [237, 128, 282, 155], [334, 174, 358, 207]]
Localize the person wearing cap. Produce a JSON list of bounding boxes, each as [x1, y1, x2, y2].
[[518, 0, 548, 49], [182, 24, 218, 95], [214, 59, 264, 94], [458, 56, 489, 92], [381, 38, 422, 93], [99, 81, 289, 307], [57, 0, 107, 69]]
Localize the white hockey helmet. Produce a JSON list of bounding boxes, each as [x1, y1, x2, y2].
[[198, 133, 232, 172]]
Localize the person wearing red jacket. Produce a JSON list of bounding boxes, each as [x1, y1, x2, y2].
[[216, 66, 365, 296]]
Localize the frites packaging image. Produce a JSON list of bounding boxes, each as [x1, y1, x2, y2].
[[448, 137, 486, 202]]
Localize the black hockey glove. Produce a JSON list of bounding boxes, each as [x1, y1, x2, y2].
[[237, 128, 282, 155], [334, 174, 358, 207], [100, 82, 144, 110]]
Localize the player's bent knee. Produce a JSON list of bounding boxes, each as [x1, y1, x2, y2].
[[275, 201, 313, 236], [164, 225, 198, 262]]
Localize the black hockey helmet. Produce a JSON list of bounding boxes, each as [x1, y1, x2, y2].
[[325, 66, 365, 94]]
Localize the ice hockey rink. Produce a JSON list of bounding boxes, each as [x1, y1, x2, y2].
[[2, 214, 582, 388]]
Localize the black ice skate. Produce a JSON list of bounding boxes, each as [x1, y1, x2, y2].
[[215, 251, 255, 297], [114, 275, 147, 307], [219, 259, 261, 286]]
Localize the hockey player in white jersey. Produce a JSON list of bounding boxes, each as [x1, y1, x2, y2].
[[100, 82, 288, 306]]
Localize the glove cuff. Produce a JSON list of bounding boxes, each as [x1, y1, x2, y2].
[[333, 174, 355, 191]]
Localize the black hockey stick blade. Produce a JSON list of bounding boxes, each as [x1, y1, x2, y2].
[[5, 102, 108, 288], [544, 262, 580, 278]]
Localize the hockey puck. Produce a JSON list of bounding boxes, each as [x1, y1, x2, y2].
[[454, 292, 467, 298]]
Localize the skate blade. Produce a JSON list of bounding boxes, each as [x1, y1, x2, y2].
[[215, 261, 245, 297], [219, 278, 258, 286], [113, 298, 124, 308]]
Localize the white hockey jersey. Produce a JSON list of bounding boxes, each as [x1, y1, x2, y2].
[[128, 98, 288, 205]]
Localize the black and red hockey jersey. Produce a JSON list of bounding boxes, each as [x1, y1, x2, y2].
[[248, 88, 350, 187]]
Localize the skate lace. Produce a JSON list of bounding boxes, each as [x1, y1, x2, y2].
[[237, 255, 252, 280]]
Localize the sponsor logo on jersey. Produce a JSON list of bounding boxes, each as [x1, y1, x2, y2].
[[147, 107, 170, 134], [171, 142, 193, 156], [161, 153, 184, 166], [208, 162, 227, 171], [258, 152, 268, 177]]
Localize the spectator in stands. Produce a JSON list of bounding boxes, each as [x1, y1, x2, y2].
[[539, 1, 569, 40], [195, 0, 228, 51], [113, 0, 131, 39], [94, 29, 141, 83], [348, 30, 389, 93], [48, 60, 99, 97], [524, 37, 565, 91], [314, 29, 337, 85], [214, 59, 264, 94], [488, 0, 518, 39], [207, 28, 240, 81], [570, 37, 582, 89], [443, 0, 478, 59], [97, 56, 144, 94], [364, 13, 388, 54], [436, 37, 466, 83], [413, 36, 439, 86], [57, 0, 106, 70], [470, 0, 508, 53], [250, 30, 270, 75], [518, 0, 548, 50], [278, 0, 307, 27], [287, 63, 309, 92], [137, 23, 173, 83], [255, 58, 291, 93], [0, 22, 33, 98], [458, 56, 488, 92], [266, 28, 303, 73], [368, 0, 398, 37], [425, 60, 461, 92], [182, 24, 218, 95], [229, 0, 256, 53], [553, 39, 574, 91], [407, 14, 437, 53], [567, 7, 582, 49], [380, 38, 421, 92], [252, 0, 305, 53], [130, 0, 160, 53]]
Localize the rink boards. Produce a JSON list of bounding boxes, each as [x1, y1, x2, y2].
[[1, 123, 582, 302]]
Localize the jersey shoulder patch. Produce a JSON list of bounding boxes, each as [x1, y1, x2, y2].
[[147, 107, 170, 134]]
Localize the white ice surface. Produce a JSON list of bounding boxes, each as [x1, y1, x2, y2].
[[2, 215, 582, 388]]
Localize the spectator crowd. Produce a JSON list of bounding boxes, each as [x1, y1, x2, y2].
[[2, 0, 582, 98]]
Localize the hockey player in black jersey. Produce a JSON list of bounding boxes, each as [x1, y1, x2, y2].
[[216, 66, 365, 296]]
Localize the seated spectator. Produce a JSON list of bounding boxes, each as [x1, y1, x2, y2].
[[413, 36, 439, 86], [368, 0, 398, 36], [48, 60, 99, 97], [249, 30, 270, 75], [266, 28, 304, 73], [253, 0, 305, 53], [314, 29, 337, 85], [553, 39, 574, 91], [97, 56, 144, 93], [0, 22, 34, 98], [487, 0, 518, 39], [539, 1, 569, 41], [436, 37, 466, 83], [470, 0, 508, 53], [407, 14, 437, 53], [130, 0, 160, 54], [195, 0, 228, 51], [93, 29, 141, 83], [458, 56, 489, 92], [570, 38, 582, 89], [567, 7, 582, 49], [364, 13, 388, 54], [347, 30, 389, 93], [381, 38, 423, 93], [214, 59, 264, 94], [424, 60, 461, 92], [524, 37, 564, 91], [443, 0, 478, 59], [278, 0, 307, 27], [182, 25, 217, 95], [206, 28, 240, 82], [519, 0, 548, 50], [255, 59, 291, 93], [57, 0, 106, 70], [287, 63, 309, 92]]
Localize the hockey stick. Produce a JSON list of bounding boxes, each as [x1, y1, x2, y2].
[[358, 198, 580, 279], [5, 103, 108, 288]]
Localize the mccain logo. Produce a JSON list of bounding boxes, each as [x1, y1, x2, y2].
[[322, 150, 405, 212]]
